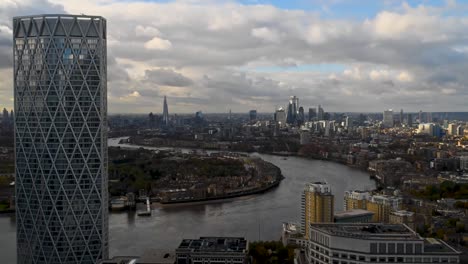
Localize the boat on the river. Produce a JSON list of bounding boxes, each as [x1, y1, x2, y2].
[[137, 197, 152, 217], [110, 197, 127, 211]]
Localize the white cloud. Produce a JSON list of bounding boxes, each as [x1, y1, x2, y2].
[[144, 37, 172, 50], [369, 69, 390, 80], [0, 0, 466, 112], [135, 25, 161, 37], [343, 67, 362, 80], [441, 88, 456, 94], [129, 91, 141, 97], [251, 27, 280, 43], [397, 71, 413, 82]]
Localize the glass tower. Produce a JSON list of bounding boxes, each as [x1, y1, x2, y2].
[[13, 14, 108, 263]]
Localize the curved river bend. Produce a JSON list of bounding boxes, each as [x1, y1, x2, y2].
[[0, 138, 375, 261]]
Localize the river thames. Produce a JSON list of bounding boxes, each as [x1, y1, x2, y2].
[[0, 138, 375, 262]]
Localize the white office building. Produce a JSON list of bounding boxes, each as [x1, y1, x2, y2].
[[307, 223, 460, 264]]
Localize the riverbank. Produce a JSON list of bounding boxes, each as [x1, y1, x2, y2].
[[117, 136, 378, 187], [160, 179, 282, 204], [108, 142, 285, 205], [1, 140, 376, 263]]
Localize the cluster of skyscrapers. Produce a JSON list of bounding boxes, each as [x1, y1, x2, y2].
[[275, 95, 325, 127], [1, 108, 14, 127]]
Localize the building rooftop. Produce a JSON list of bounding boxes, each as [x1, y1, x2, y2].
[[304, 182, 332, 194], [334, 209, 374, 219], [176, 237, 247, 253], [311, 223, 420, 240], [391, 210, 415, 217], [99, 256, 139, 264], [424, 238, 460, 254], [138, 250, 175, 264]]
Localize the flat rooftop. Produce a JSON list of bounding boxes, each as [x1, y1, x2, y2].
[[334, 209, 374, 219], [177, 237, 247, 253], [139, 250, 175, 264], [311, 223, 420, 240], [424, 238, 460, 254]]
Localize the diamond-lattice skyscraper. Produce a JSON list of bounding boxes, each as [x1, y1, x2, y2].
[[13, 14, 108, 263]]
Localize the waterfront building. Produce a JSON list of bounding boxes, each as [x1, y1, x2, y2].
[[249, 109, 257, 121], [343, 190, 370, 211], [334, 209, 374, 223], [383, 109, 394, 128], [175, 237, 248, 264], [345, 191, 402, 223], [367, 195, 402, 223], [301, 182, 334, 239], [282, 222, 309, 248], [14, 14, 108, 263], [307, 223, 460, 264], [162, 95, 169, 126], [390, 210, 416, 231]]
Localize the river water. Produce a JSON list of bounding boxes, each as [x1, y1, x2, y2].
[[0, 138, 375, 261]]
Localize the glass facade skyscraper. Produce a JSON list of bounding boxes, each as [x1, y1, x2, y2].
[[13, 14, 108, 263]]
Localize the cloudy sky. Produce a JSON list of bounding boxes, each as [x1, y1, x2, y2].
[[1, 0, 468, 113]]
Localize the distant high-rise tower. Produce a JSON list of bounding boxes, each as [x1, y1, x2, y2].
[[162, 95, 169, 126], [308, 108, 316, 121], [13, 14, 108, 263], [2, 108, 8, 125], [301, 182, 334, 238], [317, 105, 324, 121], [407, 113, 413, 127], [286, 96, 298, 124], [419, 110, 423, 123], [249, 110, 257, 121], [148, 112, 155, 128], [426, 112, 433, 123], [293, 96, 299, 115], [298, 106, 305, 124], [383, 109, 394, 128], [400, 109, 404, 125], [275, 107, 286, 127], [345, 116, 353, 129]]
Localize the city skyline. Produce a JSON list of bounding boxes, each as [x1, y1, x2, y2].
[[1, 0, 468, 113]]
